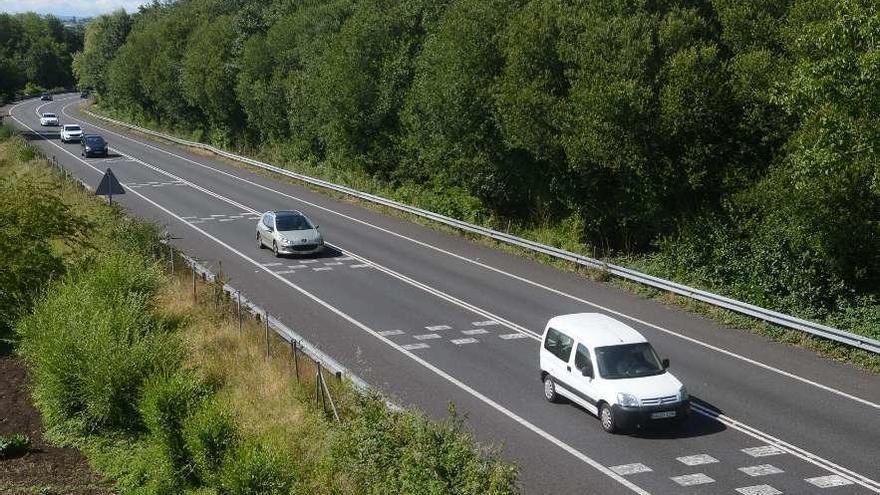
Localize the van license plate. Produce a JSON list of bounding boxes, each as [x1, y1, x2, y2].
[[651, 411, 676, 419]]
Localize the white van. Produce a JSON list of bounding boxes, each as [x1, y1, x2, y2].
[[539, 313, 689, 433]]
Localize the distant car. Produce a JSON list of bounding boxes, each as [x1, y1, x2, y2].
[[256, 210, 324, 257], [80, 90, 89, 98], [39, 112, 59, 126], [540, 313, 689, 434], [40, 93, 53, 101], [60, 124, 83, 143], [80, 135, 108, 157]]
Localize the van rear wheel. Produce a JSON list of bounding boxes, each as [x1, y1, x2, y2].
[[543, 375, 561, 403]]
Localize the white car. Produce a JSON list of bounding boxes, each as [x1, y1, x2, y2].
[[60, 124, 83, 143], [256, 210, 325, 257], [39, 112, 59, 126], [540, 313, 689, 433]]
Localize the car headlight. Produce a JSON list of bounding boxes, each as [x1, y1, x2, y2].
[[617, 393, 639, 407], [281, 238, 292, 246], [679, 386, 689, 401]]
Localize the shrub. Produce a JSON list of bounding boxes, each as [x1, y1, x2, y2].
[[183, 399, 238, 485], [16, 252, 181, 437], [0, 433, 30, 458], [219, 441, 292, 495]]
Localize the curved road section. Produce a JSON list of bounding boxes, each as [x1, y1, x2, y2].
[[8, 95, 879, 494]]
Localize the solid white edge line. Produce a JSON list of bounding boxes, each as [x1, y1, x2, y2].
[[67, 101, 879, 412], [14, 98, 654, 495], [48, 96, 880, 489]]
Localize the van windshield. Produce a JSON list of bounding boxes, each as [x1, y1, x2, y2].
[[595, 342, 665, 379]]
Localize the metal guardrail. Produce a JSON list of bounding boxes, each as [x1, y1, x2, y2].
[[81, 106, 880, 355]]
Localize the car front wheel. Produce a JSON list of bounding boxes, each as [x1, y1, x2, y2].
[[600, 403, 618, 434], [256, 233, 263, 249], [272, 241, 280, 258]]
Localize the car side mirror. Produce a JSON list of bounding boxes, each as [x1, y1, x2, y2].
[[314, 225, 319, 229], [581, 367, 593, 378], [661, 358, 670, 369], [267, 226, 274, 232]]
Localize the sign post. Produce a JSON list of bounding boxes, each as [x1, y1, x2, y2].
[[95, 168, 124, 205]]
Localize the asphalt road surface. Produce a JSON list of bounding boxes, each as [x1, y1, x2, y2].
[[9, 95, 879, 494]]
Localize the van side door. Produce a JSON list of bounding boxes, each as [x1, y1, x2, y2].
[[568, 342, 600, 415], [542, 327, 575, 398]]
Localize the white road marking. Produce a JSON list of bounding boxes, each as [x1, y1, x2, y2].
[[219, 218, 235, 222], [736, 485, 782, 495], [198, 217, 214, 221], [414, 334, 442, 340], [263, 263, 283, 267], [742, 446, 786, 458], [805, 475, 855, 488], [82, 103, 865, 414], [275, 270, 296, 275], [299, 260, 319, 264], [670, 473, 714, 486], [610, 463, 652, 476], [288, 265, 308, 269], [462, 329, 488, 335], [338, 256, 354, 261], [402, 343, 430, 351], [426, 325, 452, 331], [676, 454, 718, 466], [451, 338, 479, 345], [739, 465, 784, 477], [350, 263, 371, 268], [313, 267, 332, 271], [10, 102, 658, 495], [210, 214, 225, 217], [180, 216, 198, 220], [324, 262, 343, 266], [472, 320, 500, 327], [499, 333, 529, 340], [377, 330, 404, 337]]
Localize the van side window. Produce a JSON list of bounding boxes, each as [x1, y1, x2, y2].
[[575, 344, 593, 375], [544, 328, 573, 363]]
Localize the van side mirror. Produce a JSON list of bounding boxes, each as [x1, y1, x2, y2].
[[581, 366, 593, 378], [661, 358, 670, 369]]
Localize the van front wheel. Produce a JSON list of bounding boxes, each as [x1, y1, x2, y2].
[[600, 403, 618, 434], [543, 375, 560, 403]]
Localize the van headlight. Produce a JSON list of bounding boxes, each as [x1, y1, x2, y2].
[[617, 393, 639, 407], [679, 386, 689, 401]]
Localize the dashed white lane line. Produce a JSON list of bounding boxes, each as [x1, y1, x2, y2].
[[462, 329, 489, 335], [414, 334, 442, 340], [263, 263, 283, 267], [288, 264, 308, 269], [313, 267, 332, 271], [402, 343, 430, 350], [426, 325, 452, 331], [218, 218, 235, 222], [610, 463, 653, 476], [499, 333, 529, 340], [210, 214, 225, 217], [181, 216, 197, 220], [670, 473, 714, 486], [324, 261, 343, 266], [378, 330, 404, 337], [805, 475, 855, 488], [276, 270, 296, 275], [472, 320, 500, 326], [677, 454, 719, 466], [739, 464, 784, 477], [736, 485, 781, 495], [350, 263, 371, 268], [451, 338, 479, 345], [299, 260, 319, 264], [338, 256, 354, 261], [742, 446, 786, 458]]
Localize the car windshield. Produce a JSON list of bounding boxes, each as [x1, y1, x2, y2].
[[275, 214, 313, 231], [64, 125, 81, 131], [84, 136, 105, 145], [595, 342, 665, 379], [43, 113, 56, 118]]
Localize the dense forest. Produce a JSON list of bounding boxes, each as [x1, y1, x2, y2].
[[76, 0, 878, 336], [0, 13, 82, 100]]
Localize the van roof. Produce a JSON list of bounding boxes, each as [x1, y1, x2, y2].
[[546, 313, 646, 348]]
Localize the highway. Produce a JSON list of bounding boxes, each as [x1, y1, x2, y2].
[[9, 94, 879, 494]]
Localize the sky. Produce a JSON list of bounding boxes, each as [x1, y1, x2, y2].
[[0, 0, 148, 18]]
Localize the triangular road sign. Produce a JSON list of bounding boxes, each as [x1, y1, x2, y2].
[[95, 168, 124, 196]]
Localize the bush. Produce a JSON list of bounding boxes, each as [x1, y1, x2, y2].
[[183, 399, 238, 485], [0, 433, 30, 458], [140, 371, 209, 487], [16, 251, 181, 437], [219, 441, 292, 495]]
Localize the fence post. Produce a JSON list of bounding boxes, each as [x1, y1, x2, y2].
[[320, 366, 340, 422], [169, 245, 174, 275], [191, 263, 196, 301], [237, 292, 242, 334], [292, 340, 299, 381], [265, 312, 270, 359]]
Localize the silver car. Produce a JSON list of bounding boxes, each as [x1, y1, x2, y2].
[[256, 210, 324, 257]]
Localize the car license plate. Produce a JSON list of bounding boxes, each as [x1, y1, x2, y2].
[[651, 410, 676, 419]]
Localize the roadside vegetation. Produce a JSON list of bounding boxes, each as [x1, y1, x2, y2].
[[0, 126, 518, 494], [72, 1, 879, 361], [0, 13, 82, 102]]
